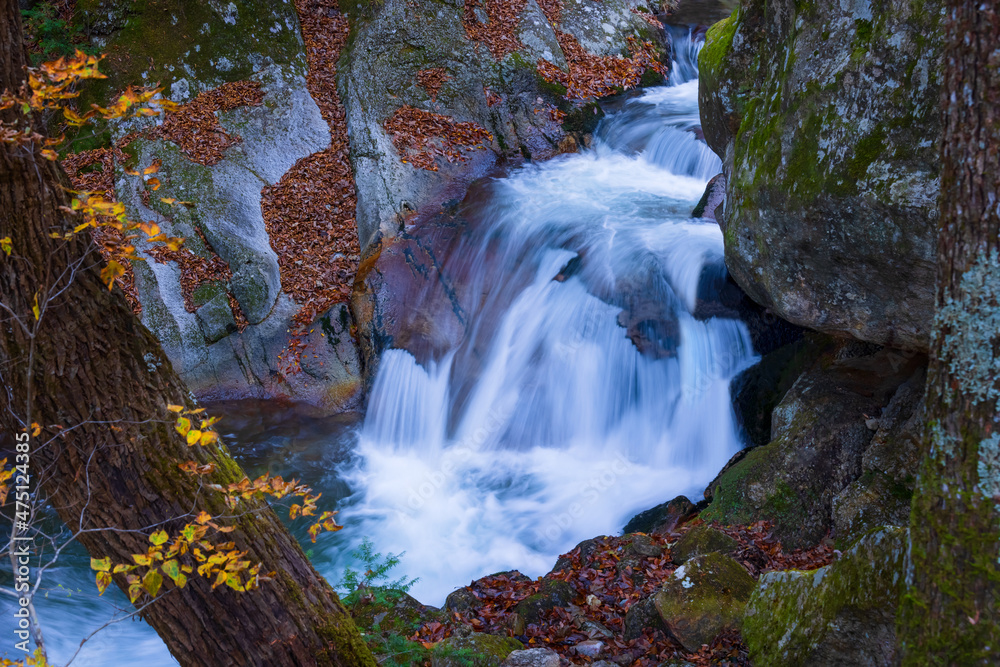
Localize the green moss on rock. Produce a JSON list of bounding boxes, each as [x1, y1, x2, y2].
[[431, 634, 523, 667], [654, 552, 755, 652], [670, 525, 738, 565], [742, 527, 907, 666]]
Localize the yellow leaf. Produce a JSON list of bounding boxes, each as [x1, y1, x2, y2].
[[198, 431, 218, 447], [40, 149, 58, 161], [159, 198, 177, 205], [167, 404, 185, 413], [186, 429, 202, 445], [132, 553, 152, 566], [100, 260, 125, 291], [175, 416, 191, 436], [0, 237, 11, 256], [30, 423, 41, 437], [142, 160, 161, 176], [195, 511, 213, 524], [32, 293, 40, 321], [147, 177, 161, 191], [143, 569, 163, 597], [90, 557, 111, 572], [149, 530, 169, 546], [96, 571, 112, 595]]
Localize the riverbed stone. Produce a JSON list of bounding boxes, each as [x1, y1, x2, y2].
[[699, 0, 944, 350], [742, 527, 907, 666], [500, 648, 565, 667], [654, 552, 755, 652]]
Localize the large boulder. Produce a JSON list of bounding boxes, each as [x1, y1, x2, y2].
[[742, 527, 907, 666], [702, 342, 925, 549], [699, 0, 943, 350], [73, 0, 365, 411], [653, 552, 755, 652], [432, 634, 524, 667], [339, 0, 667, 250]]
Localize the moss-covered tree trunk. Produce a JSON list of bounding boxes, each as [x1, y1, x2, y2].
[[0, 2, 375, 666], [897, 0, 1000, 662]]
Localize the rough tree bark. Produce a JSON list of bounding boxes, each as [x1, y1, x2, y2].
[[898, 0, 1000, 662], [0, 2, 376, 666]]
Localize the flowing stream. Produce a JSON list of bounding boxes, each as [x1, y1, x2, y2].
[[1, 28, 756, 666]]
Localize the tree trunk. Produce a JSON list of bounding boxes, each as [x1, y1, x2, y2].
[[0, 2, 375, 666], [898, 0, 1000, 663]]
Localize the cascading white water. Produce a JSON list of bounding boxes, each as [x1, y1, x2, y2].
[[332, 29, 756, 605], [2, 29, 756, 666]]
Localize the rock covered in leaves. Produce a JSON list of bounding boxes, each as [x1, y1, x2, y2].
[[742, 527, 907, 666], [339, 0, 667, 250], [699, 0, 943, 349], [653, 552, 756, 652]]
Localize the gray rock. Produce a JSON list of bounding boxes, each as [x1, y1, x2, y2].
[[742, 527, 907, 666], [623, 495, 696, 535], [623, 595, 665, 640], [691, 172, 726, 220], [654, 552, 755, 652], [340, 0, 666, 251], [699, 0, 943, 349], [515, 579, 576, 630], [572, 640, 605, 659], [702, 344, 923, 549], [500, 648, 563, 667]]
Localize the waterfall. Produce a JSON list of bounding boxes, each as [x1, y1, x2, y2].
[[336, 29, 755, 605]]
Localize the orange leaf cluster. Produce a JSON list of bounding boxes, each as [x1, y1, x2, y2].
[[155, 80, 264, 166], [259, 0, 360, 339], [385, 105, 493, 172], [463, 0, 528, 61], [416, 68, 451, 102], [537, 33, 667, 100]]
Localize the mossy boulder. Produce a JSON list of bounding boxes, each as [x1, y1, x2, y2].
[[623, 595, 666, 640], [742, 527, 907, 666], [350, 592, 446, 636], [699, 0, 944, 350], [670, 524, 738, 565], [662, 0, 737, 28], [653, 552, 755, 652], [431, 634, 524, 667], [514, 579, 576, 630], [702, 344, 924, 549]]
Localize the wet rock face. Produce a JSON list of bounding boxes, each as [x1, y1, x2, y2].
[[703, 342, 926, 549], [742, 527, 907, 666], [339, 0, 666, 250], [699, 0, 944, 350]]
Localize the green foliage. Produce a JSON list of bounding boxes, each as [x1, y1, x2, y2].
[[340, 537, 418, 606], [21, 3, 96, 64]]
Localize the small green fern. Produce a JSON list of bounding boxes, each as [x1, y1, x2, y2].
[[340, 537, 418, 606]]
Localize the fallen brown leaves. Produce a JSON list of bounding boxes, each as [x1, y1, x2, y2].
[[62, 140, 141, 313], [260, 0, 360, 339], [536, 0, 563, 25], [417, 68, 451, 102], [463, 0, 528, 61], [538, 33, 667, 100], [386, 105, 493, 172], [411, 519, 837, 666], [155, 80, 264, 166]]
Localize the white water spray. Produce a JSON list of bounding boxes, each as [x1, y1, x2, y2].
[[335, 31, 755, 605]]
